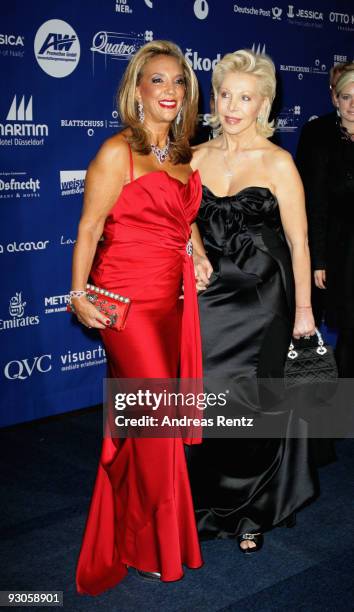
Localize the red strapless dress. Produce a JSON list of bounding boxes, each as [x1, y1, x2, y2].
[[75, 155, 203, 595]]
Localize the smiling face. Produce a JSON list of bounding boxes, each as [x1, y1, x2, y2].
[[216, 71, 267, 136], [135, 54, 186, 126], [336, 81, 354, 131]]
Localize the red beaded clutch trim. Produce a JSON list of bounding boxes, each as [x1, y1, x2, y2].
[[67, 283, 131, 331]]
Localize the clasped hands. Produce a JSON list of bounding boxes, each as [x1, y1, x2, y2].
[[193, 253, 214, 292]]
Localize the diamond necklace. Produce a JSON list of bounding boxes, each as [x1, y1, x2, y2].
[[151, 137, 170, 164]]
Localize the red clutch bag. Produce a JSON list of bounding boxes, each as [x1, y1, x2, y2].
[[67, 283, 131, 331]]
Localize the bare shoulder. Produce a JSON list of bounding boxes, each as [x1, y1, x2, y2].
[[192, 137, 220, 166], [91, 130, 130, 173], [263, 143, 294, 171]]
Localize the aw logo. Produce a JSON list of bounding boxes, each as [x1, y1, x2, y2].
[[34, 19, 80, 78], [6, 95, 32, 121]]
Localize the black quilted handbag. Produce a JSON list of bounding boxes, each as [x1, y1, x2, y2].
[[284, 328, 338, 389]]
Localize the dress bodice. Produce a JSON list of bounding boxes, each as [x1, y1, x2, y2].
[[102, 170, 201, 250], [197, 185, 285, 258], [197, 185, 293, 309]]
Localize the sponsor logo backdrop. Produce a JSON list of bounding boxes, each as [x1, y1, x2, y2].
[[1, 0, 353, 426]]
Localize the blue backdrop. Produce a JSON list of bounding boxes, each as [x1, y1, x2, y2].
[[1, 0, 353, 426]]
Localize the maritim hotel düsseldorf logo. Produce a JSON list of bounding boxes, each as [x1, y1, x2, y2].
[[0, 95, 48, 146]]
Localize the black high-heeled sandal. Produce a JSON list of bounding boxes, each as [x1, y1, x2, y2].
[[135, 569, 161, 581], [237, 533, 264, 554], [127, 565, 161, 581]]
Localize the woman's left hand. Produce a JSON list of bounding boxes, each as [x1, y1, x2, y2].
[[292, 307, 316, 339]]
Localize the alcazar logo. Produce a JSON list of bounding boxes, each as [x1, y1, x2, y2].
[[0, 95, 49, 146], [34, 19, 80, 78], [0, 292, 40, 331]]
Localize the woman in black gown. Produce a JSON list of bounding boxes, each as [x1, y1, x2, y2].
[[308, 67, 354, 376], [189, 50, 319, 552]]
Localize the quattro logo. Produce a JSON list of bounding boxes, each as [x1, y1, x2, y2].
[[34, 19, 80, 78]]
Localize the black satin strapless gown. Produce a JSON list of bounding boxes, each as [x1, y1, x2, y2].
[[189, 186, 319, 538]]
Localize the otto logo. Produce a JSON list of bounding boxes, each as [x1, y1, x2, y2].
[[4, 354, 52, 380], [194, 0, 209, 20], [185, 49, 220, 72], [1, 293, 40, 331], [60, 170, 86, 196], [34, 19, 80, 78], [0, 34, 24, 46], [329, 12, 354, 25]]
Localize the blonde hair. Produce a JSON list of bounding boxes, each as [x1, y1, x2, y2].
[[118, 40, 199, 164], [211, 49, 276, 138], [335, 67, 354, 96]]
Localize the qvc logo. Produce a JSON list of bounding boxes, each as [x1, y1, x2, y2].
[[4, 354, 52, 380]]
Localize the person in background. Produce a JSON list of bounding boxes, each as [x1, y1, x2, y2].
[[305, 67, 354, 378], [296, 61, 353, 326]]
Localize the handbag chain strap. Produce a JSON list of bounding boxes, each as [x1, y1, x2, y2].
[[288, 328, 328, 360]]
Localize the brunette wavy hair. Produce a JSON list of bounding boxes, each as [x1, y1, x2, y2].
[[118, 40, 199, 164]]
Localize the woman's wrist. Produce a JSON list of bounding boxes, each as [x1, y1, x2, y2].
[[70, 289, 87, 303]]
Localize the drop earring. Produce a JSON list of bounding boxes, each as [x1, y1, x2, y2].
[[336, 106, 341, 118], [138, 101, 144, 123], [176, 107, 183, 125]]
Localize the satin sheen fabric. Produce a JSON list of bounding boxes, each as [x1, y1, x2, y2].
[[189, 186, 319, 538], [75, 166, 203, 595]]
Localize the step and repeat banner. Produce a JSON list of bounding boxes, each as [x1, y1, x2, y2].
[[1, 0, 353, 426]]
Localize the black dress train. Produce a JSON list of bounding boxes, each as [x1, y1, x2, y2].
[[189, 186, 319, 538]]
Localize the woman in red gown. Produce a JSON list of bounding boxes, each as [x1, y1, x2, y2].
[[70, 41, 203, 595]]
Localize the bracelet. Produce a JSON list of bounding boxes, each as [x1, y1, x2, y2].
[[70, 290, 87, 302]]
